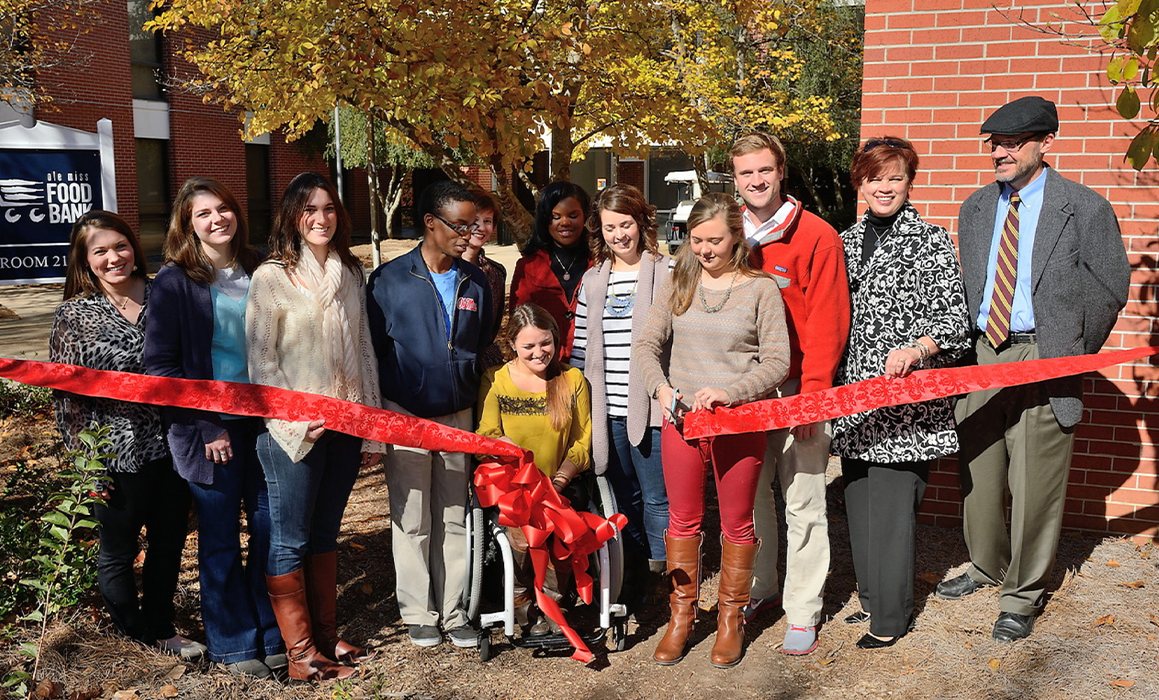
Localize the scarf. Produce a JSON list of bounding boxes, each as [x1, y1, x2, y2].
[[292, 250, 361, 403]]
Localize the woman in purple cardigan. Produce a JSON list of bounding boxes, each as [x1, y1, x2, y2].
[[143, 178, 282, 678]]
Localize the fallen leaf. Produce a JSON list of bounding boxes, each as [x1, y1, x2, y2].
[[66, 686, 101, 700], [917, 572, 941, 585], [818, 657, 834, 666], [1149, 614, 1159, 628], [1107, 559, 1121, 567], [33, 679, 62, 699], [964, 641, 974, 648], [348, 542, 366, 551], [361, 581, 373, 595], [1097, 614, 1115, 626], [163, 666, 185, 681], [112, 691, 139, 700], [160, 685, 178, 698], [988, 658, 1000, 671], [1118, 580, 1146, 589], [1110, 679, 1135, 688]]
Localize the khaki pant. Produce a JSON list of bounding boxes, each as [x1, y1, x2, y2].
[[384, 401, 473, 629], [751, 380, 831, 627], [955, 338, 1075, 616]]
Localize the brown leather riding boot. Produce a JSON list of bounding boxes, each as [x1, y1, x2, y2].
[[305, 551, 372, 664], [266, 570, 356, 681], [710, 538, 760, 669], [652, 533, 703, 665]]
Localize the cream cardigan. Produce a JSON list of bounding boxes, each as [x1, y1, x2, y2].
[[246, 260, 385, 462]]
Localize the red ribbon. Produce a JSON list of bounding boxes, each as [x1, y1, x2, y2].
[[684, 346, 1159, 439], [0, 358, 621, 662], [475, 455, 627, 662]]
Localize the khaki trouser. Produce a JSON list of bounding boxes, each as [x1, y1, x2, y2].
[[751, 379, 831, 627], [955, 338, 1076, 616], [385, 401, 473, 629]]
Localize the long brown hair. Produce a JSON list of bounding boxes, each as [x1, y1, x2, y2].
[[668, 193, 766, 315], [62, 210, 150, 301], [586, 184, 660, 265], [505, 303, 573, 433], [267, 172, 361, 276], [164, 177, 262, 284]]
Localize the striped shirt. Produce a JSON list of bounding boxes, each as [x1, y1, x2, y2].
[[571, 269, 639, 417]]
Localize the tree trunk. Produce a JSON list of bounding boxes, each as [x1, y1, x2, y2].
[[492, 162, 534, 249], [382, 166, 407, 243], [549, 80, 581, 182], [693, 151, 710, 198], [366, 117, 382, 268]]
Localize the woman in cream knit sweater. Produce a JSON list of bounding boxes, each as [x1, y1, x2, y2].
[[246, 172, 384, 682]]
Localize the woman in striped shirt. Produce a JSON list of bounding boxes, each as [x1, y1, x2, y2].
[[570, 184, 672, 610]]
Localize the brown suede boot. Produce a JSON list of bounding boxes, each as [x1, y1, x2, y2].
[[305, 551, 372, 664], [652, 533, 702, 665], [710, 539, 760, 669], [266, 570, 356, 681]]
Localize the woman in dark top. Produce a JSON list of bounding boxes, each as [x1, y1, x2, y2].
[[463, 191, 507, 368], [832, 137, 970, 649], [49, 210, 202, 661], [508, 182, 591, 363], [144, 177, 282, 677]]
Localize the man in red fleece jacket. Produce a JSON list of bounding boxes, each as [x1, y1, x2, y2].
[[731, 132, 851, 655]]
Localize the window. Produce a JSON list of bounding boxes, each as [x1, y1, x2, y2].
[[135, 138, 169, 258], [245, 144, 271, 246], [128, 0, 163, 100]]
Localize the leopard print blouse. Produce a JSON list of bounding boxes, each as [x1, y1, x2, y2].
[[49, 283, 168, 473]]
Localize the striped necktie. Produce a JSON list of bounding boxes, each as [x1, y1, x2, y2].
[[985, 191, 1021, 348]]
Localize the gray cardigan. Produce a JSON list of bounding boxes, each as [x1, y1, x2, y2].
[[577, 253, 671, 476]]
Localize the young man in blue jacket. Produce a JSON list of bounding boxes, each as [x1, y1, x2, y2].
[[366, 180, 494, 649]]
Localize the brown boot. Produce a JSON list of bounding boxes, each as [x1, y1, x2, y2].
[[266, 570, 356, 682], [305, 552, 372, 664], [710, 538, 760, 669], [652, 533, 702, 665]]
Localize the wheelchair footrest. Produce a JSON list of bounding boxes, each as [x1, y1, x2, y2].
[[510, 627, 607, 649]]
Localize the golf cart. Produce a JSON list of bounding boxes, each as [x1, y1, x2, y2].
[[661, 170, 734, 254]]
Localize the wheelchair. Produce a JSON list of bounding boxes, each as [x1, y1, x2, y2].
[[462, 471, 631, 661]]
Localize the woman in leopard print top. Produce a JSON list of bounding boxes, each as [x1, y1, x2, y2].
[[49, 211, 202, 660]]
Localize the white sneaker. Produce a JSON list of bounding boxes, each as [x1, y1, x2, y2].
[[157, 634, 207, 662]]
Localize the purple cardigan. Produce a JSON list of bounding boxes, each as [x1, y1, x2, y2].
[[143, 264, 239, 484]]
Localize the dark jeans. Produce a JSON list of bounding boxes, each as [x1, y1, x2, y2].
[[257, 430, 361, 577], [606, 418, 668, 560], [188, 419, 282, 663], [843, 457, 928, 638], [95, 456, 191, 643]]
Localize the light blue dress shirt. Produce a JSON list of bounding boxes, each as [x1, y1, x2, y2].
[[430, 264, 458, 340], [977, 165, 1048, 334]]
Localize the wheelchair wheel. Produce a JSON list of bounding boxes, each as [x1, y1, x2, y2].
[[479, 632, 493, 662], [611, 619, 628, 652]]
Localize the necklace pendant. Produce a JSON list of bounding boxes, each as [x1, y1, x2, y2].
[[563, 272, 571, 281]]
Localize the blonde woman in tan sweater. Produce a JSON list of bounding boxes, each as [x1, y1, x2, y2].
[[634, 193, 790, 669], [246, 172, 384, 682]]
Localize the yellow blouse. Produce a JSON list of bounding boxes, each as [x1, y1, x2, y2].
[[476, 363, 592, 477]]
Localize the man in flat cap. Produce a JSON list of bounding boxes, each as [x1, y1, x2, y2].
[[935, 96, 1130, 641]]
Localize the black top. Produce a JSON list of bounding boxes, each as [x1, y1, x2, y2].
[[860, 211, 900, 271], [547, 241, 587, 302]]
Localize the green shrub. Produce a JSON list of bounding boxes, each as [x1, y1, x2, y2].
[[0, 380, 52, 418]]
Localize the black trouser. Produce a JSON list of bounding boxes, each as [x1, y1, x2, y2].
[[95, 456, 191, 643], [842, 457, 928, 638]]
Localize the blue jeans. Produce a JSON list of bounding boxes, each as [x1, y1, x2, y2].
[[257, 430, 361, 577], [607, 418, 668, 560], [188, 419, 282, 663]]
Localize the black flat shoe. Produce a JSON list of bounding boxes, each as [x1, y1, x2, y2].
[[935, 572, 992, 600], [856, 632, 901, 649], [844, 611, 871, 624], [992, 612, 1035, 642]]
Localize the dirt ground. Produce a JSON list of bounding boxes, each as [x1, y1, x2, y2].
[[2, 407, 1157, 700]]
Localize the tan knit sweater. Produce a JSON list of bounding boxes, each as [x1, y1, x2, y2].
[[246, 261, 385, 461], [634, 275, 790, 408]]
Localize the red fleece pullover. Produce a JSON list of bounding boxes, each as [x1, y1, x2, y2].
[[747, 198, 851, 395]]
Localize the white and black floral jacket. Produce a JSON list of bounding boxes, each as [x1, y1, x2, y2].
[[831, 203, 970, 462]]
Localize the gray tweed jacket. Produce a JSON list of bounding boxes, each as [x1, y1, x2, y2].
[[957, 166, 1130, 427]]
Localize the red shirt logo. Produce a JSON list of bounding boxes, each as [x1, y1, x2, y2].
[[457, 297, 478, 312]]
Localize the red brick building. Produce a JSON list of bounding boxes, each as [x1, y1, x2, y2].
[[862, 0, 1159, 540]]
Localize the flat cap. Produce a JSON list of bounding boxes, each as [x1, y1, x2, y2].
[[980, 96, 1058, 135]]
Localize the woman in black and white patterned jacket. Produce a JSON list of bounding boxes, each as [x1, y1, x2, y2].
[[832, 137, 970, 650], [50, 210, 202, 661]]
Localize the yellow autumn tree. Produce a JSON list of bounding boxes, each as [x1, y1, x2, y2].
[[150, 0, 840, 242], [1, 0, 99, 106]]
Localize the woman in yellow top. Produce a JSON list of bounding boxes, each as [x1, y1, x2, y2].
[[477, 303, 591, 636]]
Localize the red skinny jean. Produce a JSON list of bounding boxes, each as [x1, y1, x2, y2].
[[661, 423, 765, 545]]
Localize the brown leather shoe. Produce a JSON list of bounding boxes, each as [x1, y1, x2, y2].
[[653, 533, 703, 665], [305, 551, 373, 664], [710, 538, 759, 669], [266, 570, 356, 682]]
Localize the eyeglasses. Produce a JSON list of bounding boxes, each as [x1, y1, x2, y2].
[[432, 213, 480, 236], [864, 138, 908, 151], [986, 135, 1040, 153]]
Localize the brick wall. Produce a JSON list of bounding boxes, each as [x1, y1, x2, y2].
[[617, 161, 645, 193], [863, 0, 1159, 540]]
